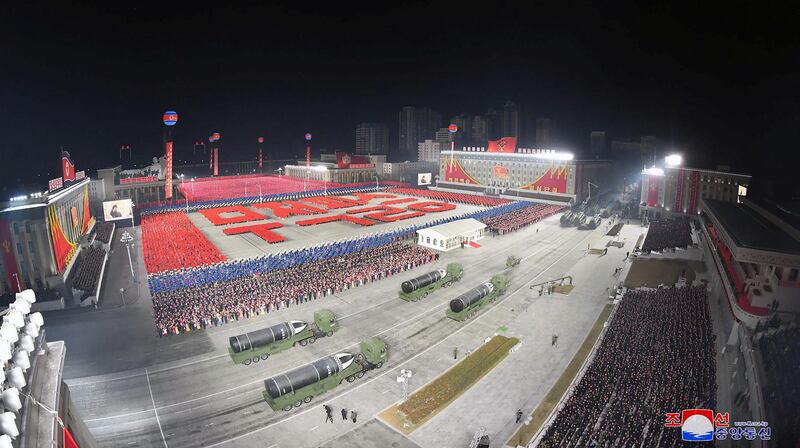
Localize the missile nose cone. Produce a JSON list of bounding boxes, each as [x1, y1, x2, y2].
[[336, 353, 355, 370]]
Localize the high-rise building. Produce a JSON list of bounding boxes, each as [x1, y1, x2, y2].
[[485, 108, 501, 140], [398, 107, 442, 161], [502, 101, 520, 138], [470, 115, 488, 145], [418, 139, 442, 163], [535, 117, 554, 147], [355, 122, 389, 155], [640, 135, 659, 165], [590, 131, 606, 159]]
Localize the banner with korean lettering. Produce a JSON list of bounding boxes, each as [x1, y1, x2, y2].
[[674, 169, 685, 213], [688, 171, 700, 214], [647, 174, 660, 207], [213, 147, 219, 176], [0, 220, 22, 293], [165, 140, 173, 199]]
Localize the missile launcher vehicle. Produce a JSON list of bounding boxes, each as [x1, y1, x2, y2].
[[399, 263, 463, 301], [446, 274, 509, 321]]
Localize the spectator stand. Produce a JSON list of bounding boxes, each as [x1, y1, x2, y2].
[[91, 221, 115, 252], [69, 246, 109, 308]]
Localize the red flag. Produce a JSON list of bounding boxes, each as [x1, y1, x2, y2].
[[647, 174, 660, 207], [61, 151, 76, 184], [487, 137, 517, 153], [492, 164, 509, 179], [165, 141, 173, 199], [64, 426, 80, 448]]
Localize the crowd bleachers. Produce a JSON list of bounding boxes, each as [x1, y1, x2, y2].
[[141, 212, 226, 274], [386, 187, 510, 207], [755, 320, 800, 447], [152, 242, 437, 335], [481, 203, 564, 234], [641, 218, 692, 252], [94, 222, 114, 244], [539, 286, 716, 447], [72, 247, 106, 292]]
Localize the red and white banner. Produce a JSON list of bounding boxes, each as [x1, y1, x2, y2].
[[165, 140, 173, 200], [49, 177, 63, 191], [673, 169, 685, 213], [76, 170, 85, 180], [487, 137, 517, 153], [0, 219, 22, 293], [688, 171, 700, 214], [647, 174, 660, 207], [61, 151, 76, 185]]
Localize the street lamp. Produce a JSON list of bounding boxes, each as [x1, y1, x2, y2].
[[373, 174, 380, 193], [119, 287, 126, 306], [121, 231, 135, 279]]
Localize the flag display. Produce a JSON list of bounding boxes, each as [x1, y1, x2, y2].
[[61, 151, 76, 185], [487, 137, 517, 153], [165, 140, 173, 199], [647, 174, 660, 207], [492, 164, 509, 179]]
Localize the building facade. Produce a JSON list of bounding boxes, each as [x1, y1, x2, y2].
[[502, 101, 520, 139], [437, 146, 612, 204], [590, 131, 606, 159], [640, 166, 751, 218], [355, 122, 389, 155], [535, 117, 554, 147], [418, 140, 442, 163]]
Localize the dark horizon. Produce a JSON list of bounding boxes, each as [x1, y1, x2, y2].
[[2, 2, 798, 197]]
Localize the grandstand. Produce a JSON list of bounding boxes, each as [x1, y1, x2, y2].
[[640, 218, 692, 253], [71, 247, 107, 292]]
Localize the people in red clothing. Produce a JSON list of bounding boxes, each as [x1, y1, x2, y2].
[[483, 204, 564, 234], [141, 212, 226, 274]]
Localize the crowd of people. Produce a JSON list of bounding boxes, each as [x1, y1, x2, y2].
[[539, 286, 716, 447], [755, 319, 799, 447], [93, 222, 114, 244], [141, 212, 226, 273], [482, 203, 564, 234], [386, 187, 510, 207], [178, 174, 339, 202], [641, 218, 693, 253], [152, 242, 438, 335], [72, 247, 107, 292], [146, 200, 530, 293]]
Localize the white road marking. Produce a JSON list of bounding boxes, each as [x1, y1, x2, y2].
[[309, 426, 319, 431], [145, 368, 169, 448], [203, 230, 592, 447]]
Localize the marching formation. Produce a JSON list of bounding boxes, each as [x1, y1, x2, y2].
[[72, 247, 106, 292], [387, 187, 510, 207], [152, 242, 438, 335], [641, 218, 693, 253], [539, 286, 716, 447], [141, 211, 227, 273], [482, 203, 564, 234]]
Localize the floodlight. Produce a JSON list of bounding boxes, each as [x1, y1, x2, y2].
[[665, 154, 682, 166]]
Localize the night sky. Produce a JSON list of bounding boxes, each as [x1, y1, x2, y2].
[[1, 2, 798, 197]]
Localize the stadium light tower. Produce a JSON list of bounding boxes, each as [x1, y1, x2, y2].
[[665, 154, 682, 167]]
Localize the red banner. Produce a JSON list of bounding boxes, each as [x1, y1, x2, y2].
[[493, 164, 509, 179], [487, 137, 517, 153], [647, 174, 660, 207], [61, 152, 76, 185], [165, 141, 173, 199], [688, 171, 700, 214], [64, 426, 80, 448], [48, 205, 76, 273], [0, 220, 21, 293], [521, 163, 568, 194], [213, 147, 219, 176], [673, 169, 684, 213], [258, 147, 263, 170], [82, 187, 92, 233], [444, 158, 480, 184]]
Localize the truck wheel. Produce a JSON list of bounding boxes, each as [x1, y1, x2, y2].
[[283, 404, 293, 412], [375, 362, 383, 369], [326, 330, 334, 337], [243, 358, 251, 366], [308, 337, 316, 344], [299, 339, 308, 347], [356, 371, 365, 378], [346, 375, 355, 383], [260, 354, 269, 361], [294, 399, 303, 408], [253, 356, 260, 363], [304, 396, 313, 403]]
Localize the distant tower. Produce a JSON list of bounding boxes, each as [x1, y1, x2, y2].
[[590, 131, 606, 159], [535, 117, 554, 147], [398, 107, 441, 161], [502, 101, 520, 138], [355, 123, 389, 155]]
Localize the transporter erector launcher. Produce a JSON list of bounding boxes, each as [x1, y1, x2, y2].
[[262, 338, 388, 412], [228, 309, 337, 365], [398, 263, 463, 301], [446, 274, 509, 321]]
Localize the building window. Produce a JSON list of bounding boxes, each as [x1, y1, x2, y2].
[[28, 240, 35, 254], [16, 242, 23, 254], [13, 222, 19, 235], [790, 269, 799, 282], [24, 223, 31, 233]]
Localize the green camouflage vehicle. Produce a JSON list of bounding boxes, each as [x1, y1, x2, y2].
[[228, 309, 337, 365], [262, 337, 388, 411], [446, 274, 509, 321], [399, 263, 463, 301], [506, 255, 521, 268]]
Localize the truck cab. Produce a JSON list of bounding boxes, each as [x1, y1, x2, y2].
[[313, 309, 337, 337]]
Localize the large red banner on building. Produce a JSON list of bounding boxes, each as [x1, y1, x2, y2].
[[688, 171, 700, 214], [487, 137, 517, 153], [0, 220, 21, 293], [165, 140, 173, 200], [647, 174, 660, 207], [335, 152, 371, 169], [673, 169, 685, 213], [61, 151, 76, 185], [521, 163, 568, 194]]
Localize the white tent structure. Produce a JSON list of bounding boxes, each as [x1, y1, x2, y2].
[[415, 218, 487, 252]]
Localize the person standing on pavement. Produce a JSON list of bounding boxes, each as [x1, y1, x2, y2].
[[324, 405, 333, 423], [516, 409, 524, 424], [351, 410, 358, 423], [453, 347, 458, 359], [341, 407, 348, 420]]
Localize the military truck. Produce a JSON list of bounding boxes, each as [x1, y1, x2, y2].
[[262, 337, 388, 411], [229, 309, 337, 365], [506, 255, 521, 268], [446, 274, 509, 321], [399, 263, 463, 301]]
